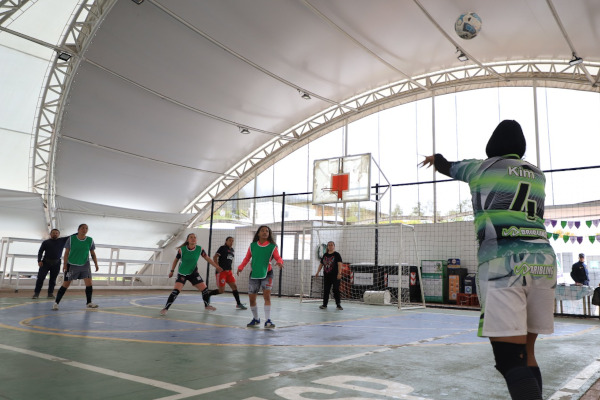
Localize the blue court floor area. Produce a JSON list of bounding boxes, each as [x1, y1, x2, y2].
[[0, 290, 599, 400]]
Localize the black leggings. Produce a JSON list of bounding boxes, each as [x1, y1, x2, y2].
[[323, 276, 341, 306]]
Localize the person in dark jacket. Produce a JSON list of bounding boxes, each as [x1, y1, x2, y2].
[[33, 229, 68, 299], [570, 253, 589, 286]]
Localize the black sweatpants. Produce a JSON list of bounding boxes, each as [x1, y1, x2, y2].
[[34, 260, 60, 295], [323, 275, 341, 307]]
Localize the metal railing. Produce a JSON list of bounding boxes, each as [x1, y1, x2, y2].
[[0, 237, 171, 291]]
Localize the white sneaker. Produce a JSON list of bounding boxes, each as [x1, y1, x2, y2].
[[86, 302, 98, 308], [52, 303, 59, 311]]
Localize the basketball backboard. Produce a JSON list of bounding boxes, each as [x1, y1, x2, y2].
[[312, 153, 371, 205]]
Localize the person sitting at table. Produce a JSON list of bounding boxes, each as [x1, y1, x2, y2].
[[570, 253, 590, 286]]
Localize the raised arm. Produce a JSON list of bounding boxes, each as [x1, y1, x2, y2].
[[419, 154, 452, 177]]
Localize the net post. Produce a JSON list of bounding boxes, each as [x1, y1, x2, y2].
[[397, 223, 403, 310]]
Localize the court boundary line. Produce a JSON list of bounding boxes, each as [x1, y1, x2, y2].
[[549, 357, 600, 400], [0, 343, 195, 395]]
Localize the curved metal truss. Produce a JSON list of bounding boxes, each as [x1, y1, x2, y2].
[[0, 0, 33, 26], [30, 0, 116, 228], [182, 60, 600, 223], [29, 0, 600, 228]]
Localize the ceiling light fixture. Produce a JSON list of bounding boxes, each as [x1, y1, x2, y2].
[[131, 0, 144, 4], [456, 47, 468, 62], [298, 89, 311, 100], [57, 51, 72, 61], [239, 126, 250, 135], [569, 52, 583, 66]]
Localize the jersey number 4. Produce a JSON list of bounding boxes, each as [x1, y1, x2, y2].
[[510, 182, 537, 220]]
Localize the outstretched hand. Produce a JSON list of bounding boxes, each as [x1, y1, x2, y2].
[[419, 155, 435, 169]]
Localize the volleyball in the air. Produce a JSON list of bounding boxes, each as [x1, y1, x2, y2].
[[455, 12, 482, 40]]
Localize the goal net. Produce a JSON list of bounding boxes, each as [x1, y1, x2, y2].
[[300, 223, 424, 309]]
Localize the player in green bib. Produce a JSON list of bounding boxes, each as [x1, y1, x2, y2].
[[237, 225, 284, 328], [52, 223, 99, 310], [160, 233, 222, 315], [421, 120, 556, 400]]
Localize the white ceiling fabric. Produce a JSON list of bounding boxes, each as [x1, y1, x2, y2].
[[2, 0, 600, 242], [54, 195, 193, 248], [0, 189, 48, 239], [55, 0, 600, 214], [0, 0, 81, 192]]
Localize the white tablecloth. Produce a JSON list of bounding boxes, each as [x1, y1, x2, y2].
[[555, 285, 594, 301]]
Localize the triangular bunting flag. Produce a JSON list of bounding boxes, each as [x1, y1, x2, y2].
[[544, 220, 550, 227], [553, 233, 559, 240], [594, 220, 600, 228], [596, 235, 600, 242], [563, 235, 570, 243], [569, 236, 576, 243], [577, 236, 583, 244], [586, 220, 592, 228], [561, 221, 567, 229], [551, 220, 557, 228], [547, 232, 552, 239], [590, 236, 596, 244], [567, 221, 574, 229], [575, 221, 580, 229]]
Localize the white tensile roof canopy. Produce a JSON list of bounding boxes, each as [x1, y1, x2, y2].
[[1, 0, 599, 247]]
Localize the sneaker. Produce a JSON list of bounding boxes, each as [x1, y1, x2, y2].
[[264, 319, 275, 329], [236, 303, 248, 310], [47, 294, 55, 299], [247, 318, 260, 327], [319, 305, 327, 309], [160, 308, 168, 316], [336, 305, 343, 310], [86, 302, 99, 308], [52, 303, 59, 311], [32, 294, 39, 299], [205, 305, 217, 311]]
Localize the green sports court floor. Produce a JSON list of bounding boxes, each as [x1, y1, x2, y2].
[[0, 289, 599, 400]]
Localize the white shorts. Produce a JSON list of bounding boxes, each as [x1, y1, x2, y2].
[[477, 253, 557, 337]]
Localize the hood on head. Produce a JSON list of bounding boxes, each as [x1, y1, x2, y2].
[[485, 120, 526, 158]]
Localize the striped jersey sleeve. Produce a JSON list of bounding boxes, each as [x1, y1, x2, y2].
[[449, 156, 554, 263]]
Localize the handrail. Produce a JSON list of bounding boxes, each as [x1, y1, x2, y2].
[[6, 270, 169, 292], [5, 254, 169, 265], [1, 237, 163, 252], [0, 236, 168, 289]]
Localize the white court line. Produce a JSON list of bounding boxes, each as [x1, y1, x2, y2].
[[151, 330, 473, 400], [0, 343, 195, 395], [548, 357, 600, 400], [150, 348, 395, 400], [129, 297, 258, 322]]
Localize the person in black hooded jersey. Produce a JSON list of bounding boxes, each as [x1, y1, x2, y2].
[[420, 120, 557, 400]]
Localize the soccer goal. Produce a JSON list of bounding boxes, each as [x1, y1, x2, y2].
[[300, 223, 425, 309]]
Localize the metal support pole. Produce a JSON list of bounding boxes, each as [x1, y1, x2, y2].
[[207, 199, 215, 284], [375, 184, 379, 268], [278, 193, 286, 297]]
